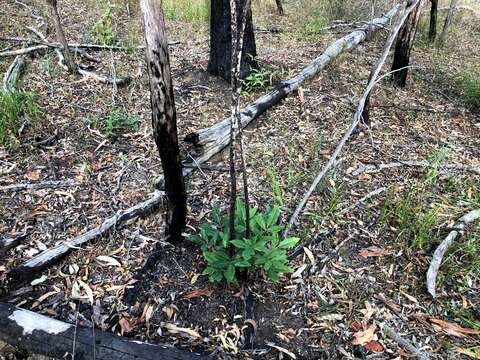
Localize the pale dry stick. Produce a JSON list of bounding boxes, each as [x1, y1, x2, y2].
[[352, 160, 480, 176], [0, 179, 76, 192], [338, 187, 386, 215], [426, 209, 480, 298], [283, 0, 423, 239], [382, 323, 431, 360]]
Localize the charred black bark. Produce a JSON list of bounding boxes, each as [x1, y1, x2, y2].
[[275, 0, 284, 15], [391, 0, 422, 87], [429, 0, 438, 43], [142, 0, 187, 245], [208, 0, 257, 81], [0, 303, 210, 360]]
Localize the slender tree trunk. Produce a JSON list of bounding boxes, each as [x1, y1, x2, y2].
[[438, 0, 459, 45], [228, 0, 251, 242], [46, 0, 76, 72], [429, 0, 438, 43], [208, 0, 257, 82], [140, 0, 187, 244], [275, 0, 284, 15], [391, 0, 422, 87]]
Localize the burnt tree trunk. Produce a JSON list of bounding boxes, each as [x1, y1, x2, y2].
[[141, 0, 186, 244], [429, 0, 438, 43], [46, 0, 76, 72], [208, 0, 257, 82], [275, 0, 284, 15], [391, 0, 422, 87]]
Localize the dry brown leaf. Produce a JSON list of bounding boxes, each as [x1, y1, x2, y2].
[[430, 318, 480, 335], [25, 169, 41, 181], [161, 322, 201, 338], [119, 317, 133, 336], [181, 288, 212, 299], [352, 324, 376, 345], [364, 340, 384, 353], [359, 246, 391, 258]]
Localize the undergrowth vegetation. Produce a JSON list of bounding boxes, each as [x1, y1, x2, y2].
[[190, 199, 299, 283], [163, 0, 209, 23], [89, 109, 139, 140], [0, 90, 38, 146], [93, 2, 118, 45]]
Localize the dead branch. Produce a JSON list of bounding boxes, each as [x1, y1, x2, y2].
[[184, 5, 401, 147], [426, 209, 480, 298], [382, 323, 431, 360], [0, 179, 76, 192], [351, 160, 480, 176], [8, 191, 163, 284], [0, 233, 29, 252], [78, 68, 131, 86], [283, 0, 423, 239], [0, 302, 209, 360], [2, 55, 25, 92], [0, 45, 47, 57]]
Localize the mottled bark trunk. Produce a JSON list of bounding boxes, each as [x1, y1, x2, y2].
[[208, 0, 257, 82], [391, 0, 422, 87], [438, 0, 459, 45], [141, 0, 187, 244], [429, 0, 438, 43], [46, 0, 76, 73]]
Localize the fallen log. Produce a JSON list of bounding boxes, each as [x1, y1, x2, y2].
[[351, 160, 480, 176], [0, 179, 76, 192], [0, 303, 210, 360], [184, 5, 401, 148], [8, 191, 163, 284], [426, 209, 480, 298], [283, 0, 423, 239]]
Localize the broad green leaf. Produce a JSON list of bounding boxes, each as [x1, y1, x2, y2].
[[224, 264, 236, 282], [278, 237, 300, 249]]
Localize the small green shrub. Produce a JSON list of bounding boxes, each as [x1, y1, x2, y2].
[[241, 68, 274, 95], [461, 70, 480, 109], [190, 199, 299, 283], [93, 3, 118, 45], [91, 109, 139, 139], [0, 90, 38, 145]]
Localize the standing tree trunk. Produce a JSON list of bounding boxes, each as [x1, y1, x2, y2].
[[391, 0, 422, 87], [428, 0, 438, 43], [46, 0, 76, 73], [208, 0, 257, 82], [275, 0, 284, 15], [140, 0, 187, 244], [438, 0, 459, 45]]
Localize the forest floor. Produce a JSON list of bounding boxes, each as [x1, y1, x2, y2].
[[1, 0, 480, 359]]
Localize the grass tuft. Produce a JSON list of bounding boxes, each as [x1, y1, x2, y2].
[[0, 90, 38, 146]]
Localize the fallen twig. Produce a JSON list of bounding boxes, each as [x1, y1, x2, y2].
[[8, 191, 164, 284], [382, 323, 431, 360], [352, 160, 480, 176], [426, 209, 480, 298], [0, 179, 76, 192], [283, 0, 422, 239], [338, 187, 386, 215]]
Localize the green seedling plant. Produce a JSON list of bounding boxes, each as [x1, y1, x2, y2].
[[190, 199, 299, 283], [91, 109, 139, 139], [93, 3, 118, 45], [241, 68, 274, 95]]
